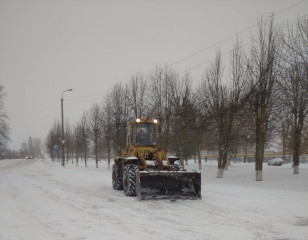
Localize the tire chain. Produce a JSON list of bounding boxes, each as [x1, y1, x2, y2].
[[171, 164, 182, 171], [112, 164, 123, 190], [124, 164, 139, 196]]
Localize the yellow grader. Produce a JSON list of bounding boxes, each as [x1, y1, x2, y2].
[[112, 118, 201, 200]]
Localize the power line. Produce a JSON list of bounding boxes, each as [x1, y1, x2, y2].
[[183, 13, 308, 74], [171, 24, 255, 67], [182, 48, 234, 74], [67, 90, 105, 101], [275, 0, 306, 15], [171, 0, 307, 67], [66, 96, 105, 102], [65, 1, 307, 102]]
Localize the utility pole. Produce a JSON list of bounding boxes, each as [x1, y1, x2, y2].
[[61, 89, 73, 167]]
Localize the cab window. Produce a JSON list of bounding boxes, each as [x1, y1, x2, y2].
[[136, 123, 156, 145]]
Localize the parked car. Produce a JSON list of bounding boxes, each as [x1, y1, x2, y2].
[[268, 158, 283, 166]]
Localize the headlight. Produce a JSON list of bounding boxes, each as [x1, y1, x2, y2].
[[153, 119, 158, 124], [136, 118, 141, 123]]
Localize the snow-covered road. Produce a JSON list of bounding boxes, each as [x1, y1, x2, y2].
[[1, 158, 307, 240]]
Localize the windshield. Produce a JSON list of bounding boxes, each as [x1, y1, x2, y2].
[[136, 123, 156, 145]]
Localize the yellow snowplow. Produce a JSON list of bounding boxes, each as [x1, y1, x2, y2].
[[112, 118, 201, 200]]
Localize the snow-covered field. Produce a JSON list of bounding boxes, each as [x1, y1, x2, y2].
[[0, 158, 307, 240]]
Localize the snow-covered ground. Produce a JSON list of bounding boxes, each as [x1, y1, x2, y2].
[[0, 158, 307, 240]]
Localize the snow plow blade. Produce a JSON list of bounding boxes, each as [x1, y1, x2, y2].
[[136, 171, 201, 200]]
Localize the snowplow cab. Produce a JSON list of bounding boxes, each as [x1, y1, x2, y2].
[[112, 118, 201, 200]]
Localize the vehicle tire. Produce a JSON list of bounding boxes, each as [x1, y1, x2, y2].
[[112, 163, 123, 190], [123, 164, 139, 196], [171, 164, 182, 171]]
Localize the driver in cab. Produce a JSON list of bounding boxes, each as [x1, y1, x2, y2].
[[137, 128, 149, 145]]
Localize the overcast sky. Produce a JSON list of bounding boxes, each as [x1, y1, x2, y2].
[[1, 0, 307, 150]]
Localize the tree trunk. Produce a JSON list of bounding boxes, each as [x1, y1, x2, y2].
[[165, 114, 170, 151], [108, 141, 111, 169], [293, 120, 303, 174], [255, 103, 266, 181], [198, 141, 202, 170], [282, 123, 286, 162], [217, 151, 226, 178], [216, 168, 224, 178], [225, 159, 229, 171], [84, 141, 87, 167], [255, 170, 263, 181], [255, 123, 265, 181], [95, 133, 99, 168]]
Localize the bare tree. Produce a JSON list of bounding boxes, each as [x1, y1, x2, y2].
[[198, 42, 246, 178], [149, 65, 177, 151], [0, 85, 9, 155], [88, 103, 103, 168], [168, 72, 197, 166], [65, 120, 74, 164], [195, 87, 210, 169], [74, 123, 83, 166], [102, 95, 113, 169], [80, 112, 90, 167], [201, 50, 232, 178], [130, 73, 147, 119], [280, 17, 308, 174], [225, 38, 247, 168], [45, 120, 61, 161], [110, 83, 131, 155], [247, 16, 281, 181], [280, 116, 292, 163]]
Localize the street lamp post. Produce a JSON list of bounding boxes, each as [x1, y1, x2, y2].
[[61, 88, 73, 167]]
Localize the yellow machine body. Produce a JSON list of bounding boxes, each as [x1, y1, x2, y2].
[[112, 118, 201, 200]]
